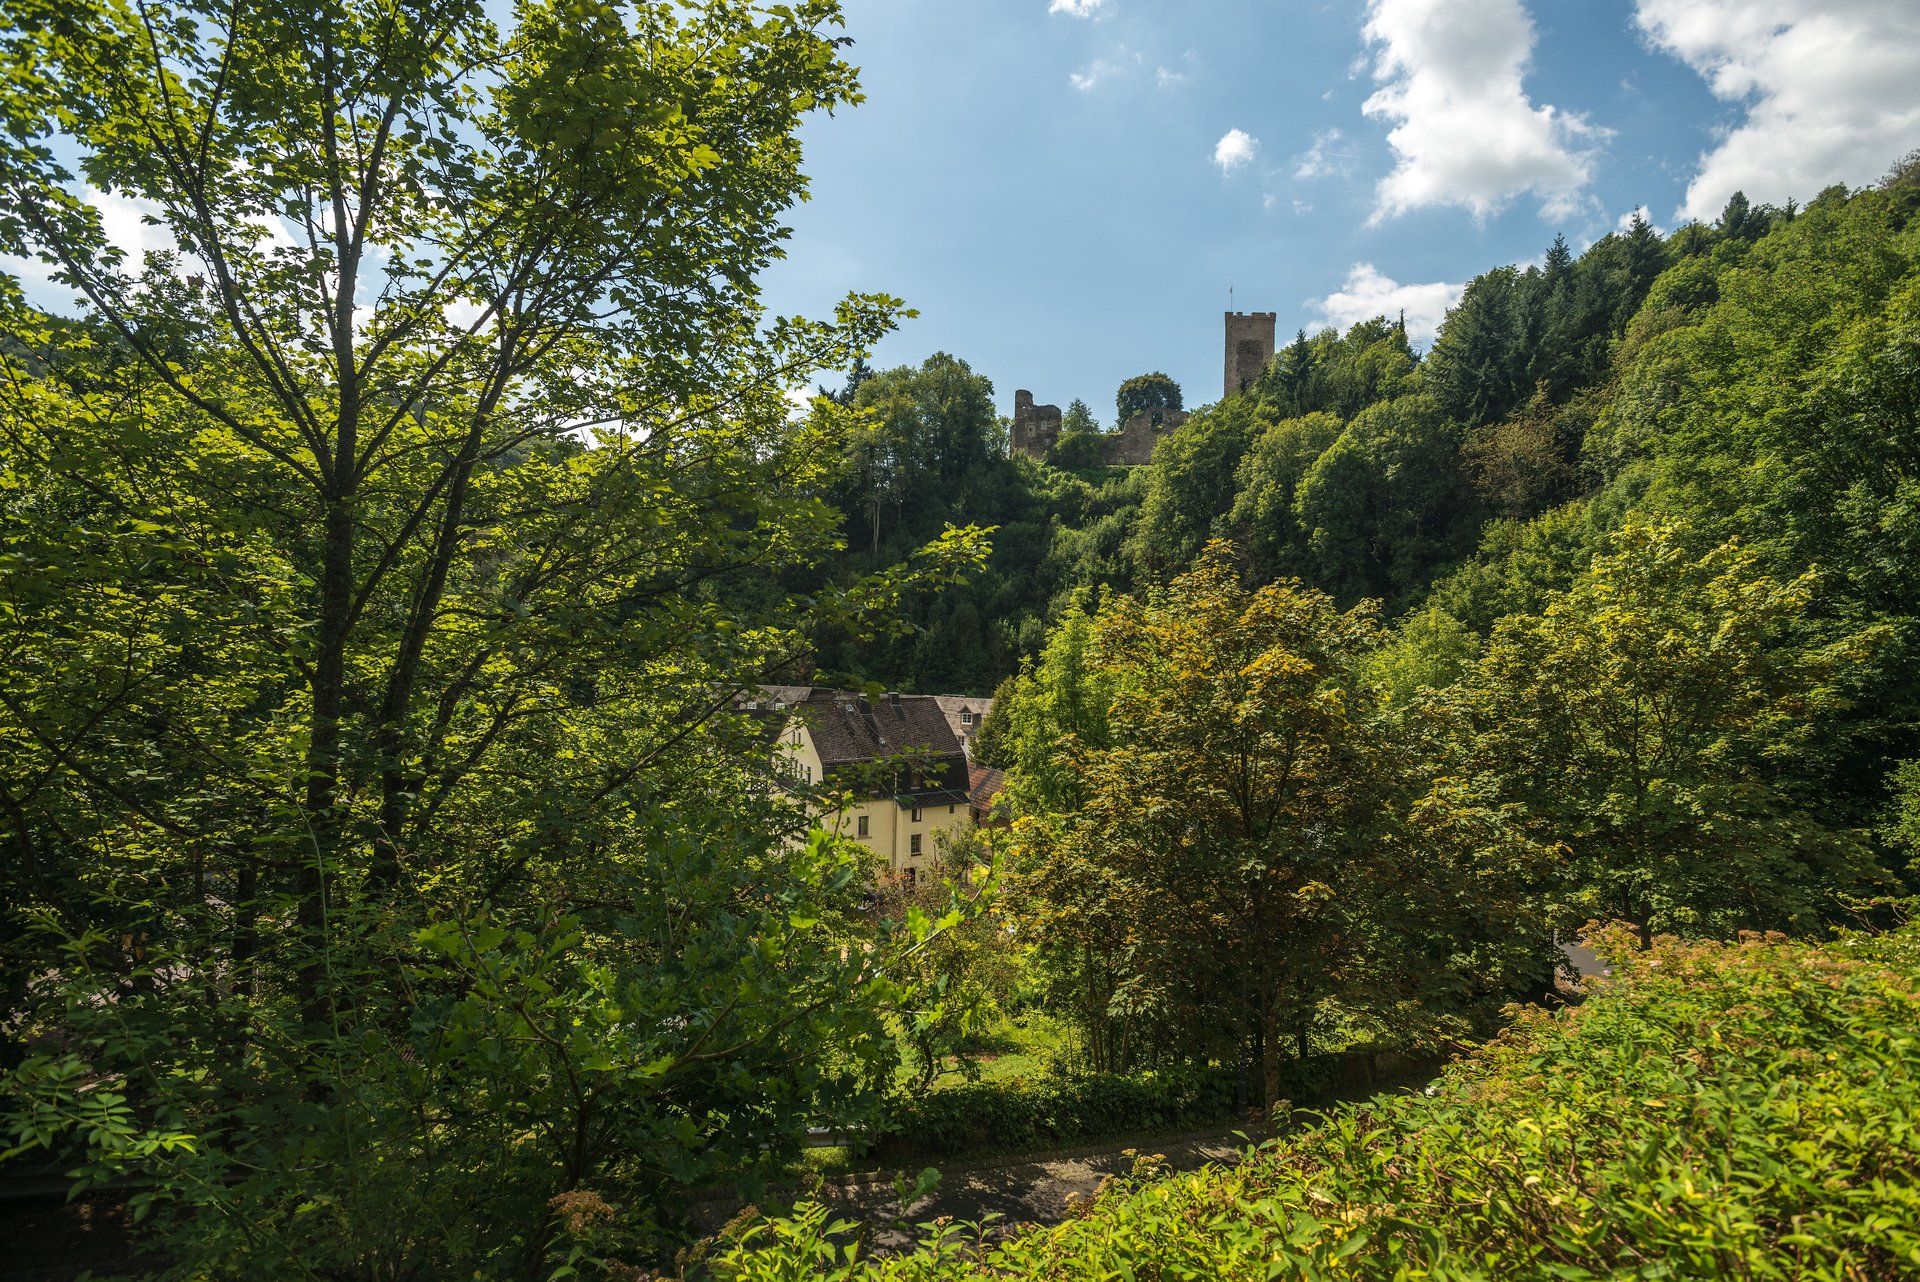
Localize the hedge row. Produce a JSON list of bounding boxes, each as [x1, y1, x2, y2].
[[869, 1048, 1429, 1164], [868, 1066, 1237, 1163], [715, 923, 1920, 1279]]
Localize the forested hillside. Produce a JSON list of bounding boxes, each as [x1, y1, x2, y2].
[[785, 167, 1920, 1149], [801, 174, 1919, 774], [802, 166, 1920, 857]]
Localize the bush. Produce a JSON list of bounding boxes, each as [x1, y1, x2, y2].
[[713, 921, 1920, 1279]]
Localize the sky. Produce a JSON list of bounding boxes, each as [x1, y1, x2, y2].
[[759, 0, 1920, 421], [6, 0, 1916, 428]]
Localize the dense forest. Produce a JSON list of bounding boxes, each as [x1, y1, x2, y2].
[[1, 0, 1917, 1275], [803, 180, 1917, 733]]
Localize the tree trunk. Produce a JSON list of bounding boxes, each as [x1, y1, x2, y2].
[[369, 447, 482, 891], [231, 860, 258, 1050], [1260, 998, 1282, 1111], [298, 492, 355, 1031]]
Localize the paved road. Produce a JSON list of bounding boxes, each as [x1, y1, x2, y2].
[[813, 1130, 1249, 1252]]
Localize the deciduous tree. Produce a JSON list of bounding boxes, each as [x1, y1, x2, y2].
[[0, 0, 985, 1270], [1115, 371, 1181, 425], [1458, 522, 1883, 944], [1017, 547, 1396, 1102]]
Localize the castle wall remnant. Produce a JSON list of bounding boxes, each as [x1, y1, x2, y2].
[[1008, 391, 1186, 467], [1103, 405, 1190, 466], [1224, 311, 1277, 399], [1010, 389, 1063, 460]]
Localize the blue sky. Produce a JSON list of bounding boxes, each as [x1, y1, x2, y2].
[[761, 0, 1920, 422]]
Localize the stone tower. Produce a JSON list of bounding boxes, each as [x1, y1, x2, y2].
[[1009, 389, 1063, 460], [1224, 311, 1277, 399]]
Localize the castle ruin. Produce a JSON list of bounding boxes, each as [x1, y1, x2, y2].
[[1010, 390, 1064, 458], [1008, 309, 1272, 465], [1106, 404, 1190, 464]]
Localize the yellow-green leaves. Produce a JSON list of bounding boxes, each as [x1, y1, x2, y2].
[[1457, 520, 1885, 941]]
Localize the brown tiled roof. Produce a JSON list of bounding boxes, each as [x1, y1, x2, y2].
[[795, 689, 962, 764], [756, 684, 813, 709], [968, 763, 1010, 826], [787, 688, 969, 802], [968, 763, 1006, 804], [933, 694, 995, 756]]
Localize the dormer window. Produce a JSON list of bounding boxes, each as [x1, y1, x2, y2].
[[960, 710, 974, 725]]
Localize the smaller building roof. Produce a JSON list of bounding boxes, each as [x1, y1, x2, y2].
[[932, 694, 994, 756], [968, 763, 1008, 815]]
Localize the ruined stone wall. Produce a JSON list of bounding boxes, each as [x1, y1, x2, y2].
[[1009, 389, 1063, 460], [1224, 311, 1277, 399], [1099, 405, 1190, 466]]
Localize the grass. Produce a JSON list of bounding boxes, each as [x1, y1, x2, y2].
[[906, 1011, 1071, 1091]]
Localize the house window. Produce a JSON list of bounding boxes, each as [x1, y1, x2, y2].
[[961, 711, 974, 725], [948, 804, 955, 815], [905, 865, 918, 886], [856, 815, 869, 838], [911, 807, 922, 823], [910, 834, 922, 856]]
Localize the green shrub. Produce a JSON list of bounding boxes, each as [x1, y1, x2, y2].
[[712, 923, 1920, 1279]]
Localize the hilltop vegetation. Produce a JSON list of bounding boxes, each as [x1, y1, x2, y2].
[[714, 922, 1920, 1280]]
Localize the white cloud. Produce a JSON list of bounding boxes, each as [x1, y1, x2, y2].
[[1049, 0, 1107, 16], [1634, 0, 1920, 223], [1, 187, 177, 310], [1155, 50, 1198, 89], [1293, 129, 1356, 180], [86, 184, 297, 269], [90, 187, 178, 264], [1069, 58, 1115, 91], [1616, 203, 1663, 235], [1213, 128, 1259, 175], [443, 297, 491, 333], [1311, 262, 1464, 344], [1361, 0, 1605, 222], [1070, 47, 1142, 91]]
